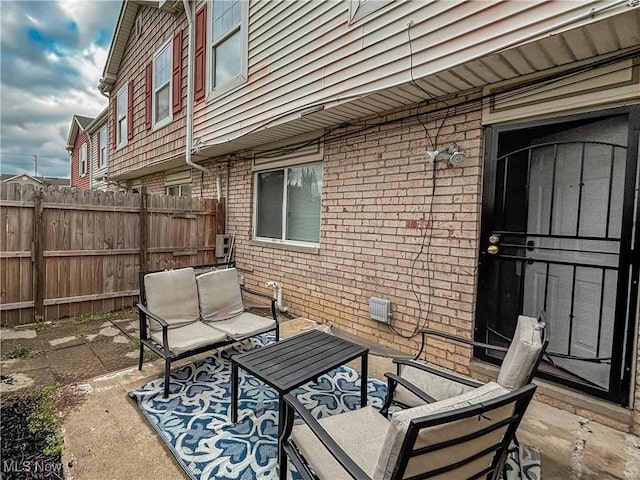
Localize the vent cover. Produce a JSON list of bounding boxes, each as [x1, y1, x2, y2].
[[369, 297, 391, 323]]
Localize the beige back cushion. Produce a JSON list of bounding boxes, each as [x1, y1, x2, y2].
[[144, 267, 200, 331], [395, 364, 476, 406], [374, 382, 511, 480], [196, 268, 244, 322], [497, 315, 544, 390]]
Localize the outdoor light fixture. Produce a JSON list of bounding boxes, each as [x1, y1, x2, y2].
[[425, 144, 466, 166]]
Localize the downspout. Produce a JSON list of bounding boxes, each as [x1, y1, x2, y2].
[[183, 0, 220, 199]]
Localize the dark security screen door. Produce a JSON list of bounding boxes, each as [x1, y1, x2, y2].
[[477, 107, 639, 404]]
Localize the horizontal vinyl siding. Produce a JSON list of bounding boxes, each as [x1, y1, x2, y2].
[[193, 0, 607, 145], [109, 6, 188, 178]]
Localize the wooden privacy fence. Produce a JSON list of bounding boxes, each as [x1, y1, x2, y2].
[[0, 183, 224, 326]]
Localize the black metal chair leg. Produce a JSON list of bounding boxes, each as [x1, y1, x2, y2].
[[138, 344, 144, 370], [163, 359, 171, 398]]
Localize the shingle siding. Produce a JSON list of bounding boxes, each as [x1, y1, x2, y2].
[[109, 6, 188, 178]]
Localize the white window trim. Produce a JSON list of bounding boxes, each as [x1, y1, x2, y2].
[[165, 169, 192, 196], [79, 143, 87, 177], [252, 158, 323, 249], [99, 126, 108, 169], [166, 183, 192, 196], [349, 0, 394, 24], [116, 85, 128, 149], [152, 39, 173, 130], [206, 0, 249, 100]]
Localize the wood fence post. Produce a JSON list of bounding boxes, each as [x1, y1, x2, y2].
[[140, 187, 149, 271], [32, 190, 45, 322], [216, 197, 226, 235]]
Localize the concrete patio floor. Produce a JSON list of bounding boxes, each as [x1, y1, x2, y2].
[[2, 313, 640, 479]]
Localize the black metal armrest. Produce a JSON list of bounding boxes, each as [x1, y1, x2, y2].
[[282, 393, 372, 480], [392, 358, 484, 389], [137, 303, 169, 328], [136, 303, 170, 353], [418, 328, 509, 353], [240, 286, 278, 321], [384, 373, 437, 403], [241, 286, 276, 303]]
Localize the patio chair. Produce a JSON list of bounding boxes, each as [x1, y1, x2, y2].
[[279, 381, 537, 480], [380, 313, 548, 417]]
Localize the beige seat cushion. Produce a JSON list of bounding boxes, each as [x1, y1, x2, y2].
[[497, 315, 544, 390], [150, 321, 227, 355], [144, 267, 200, 331], [196, 268, 244, 322], [291, 406, 389, 480], [375, 382, 511, 480], [394, 363, 477, 406], [206, 312, 275, 340]]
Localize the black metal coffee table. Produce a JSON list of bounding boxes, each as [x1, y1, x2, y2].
[[230, 329, 369, 435]]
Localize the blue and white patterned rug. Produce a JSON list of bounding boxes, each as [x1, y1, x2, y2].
[[129, 333, 541, 480]]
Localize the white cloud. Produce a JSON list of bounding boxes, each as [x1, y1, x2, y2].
[[0, 0, 121, 178]]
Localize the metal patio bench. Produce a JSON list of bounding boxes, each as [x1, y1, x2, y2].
[[137, 264, 279, 397]]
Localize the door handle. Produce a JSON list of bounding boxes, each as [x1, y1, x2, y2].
[[487, 245, 499, 255]]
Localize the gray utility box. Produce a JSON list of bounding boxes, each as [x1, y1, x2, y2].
[[369, 297, 392, 323]]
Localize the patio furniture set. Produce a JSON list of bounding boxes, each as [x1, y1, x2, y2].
[[137, 265, 548, 480]]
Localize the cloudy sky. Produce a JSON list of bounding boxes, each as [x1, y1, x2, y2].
[[0, 0, 121, 178]]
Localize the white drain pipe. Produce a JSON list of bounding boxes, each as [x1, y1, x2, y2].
[[265, 281, 289, 313]]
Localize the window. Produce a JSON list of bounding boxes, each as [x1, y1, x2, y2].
[[167, 183, 192, 197], [254, 163, 323, 245], [153, 41, 172, 127], [210, 0, 246, 91], [99, 127, 108, 168], [116, 86, 128, 147], [79, 143, 87, 176], [165, 169, 192, 196]]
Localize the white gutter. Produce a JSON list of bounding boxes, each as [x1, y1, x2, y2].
[[182, 0, 219, 199]]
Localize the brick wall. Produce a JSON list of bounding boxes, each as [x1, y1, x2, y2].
[[215, 94, 485, 375], [70, 130, 90, 189]]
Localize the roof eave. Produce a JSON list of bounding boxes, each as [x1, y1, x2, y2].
[[86, 108, 109, 134], [99, 1, 140, 94]]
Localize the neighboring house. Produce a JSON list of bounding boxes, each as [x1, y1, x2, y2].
[[0, 173, 69, 187], [66, 114, 94, 189], [66, 111, 110, 190], [98, 1, 640, 432], [86, 108, 110, 190]]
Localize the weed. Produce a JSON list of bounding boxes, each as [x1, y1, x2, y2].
[[28, 384, 64, 456], [130, 339, 159, 363], [144, 349, 159, 363], [35, 321, 52, 332], [3, 344, 33, 360], [75, 311, 109, 324]]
